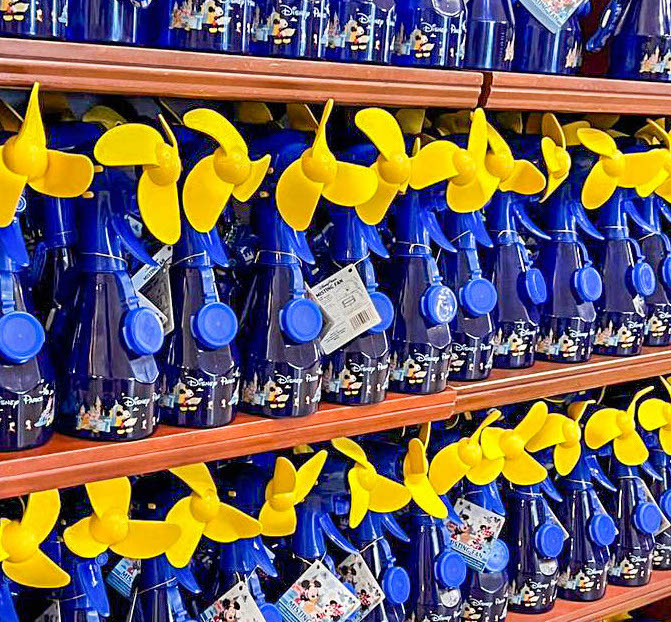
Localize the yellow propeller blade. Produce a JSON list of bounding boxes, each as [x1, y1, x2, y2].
[[232, 155, 272, 203], [581, 161, 618, 209], [0, 150, 27, 227], [111, 520, 181, 559], [502, 451, 548, 486], [367, 471, 411, 515], [638, 398, 671, 431], [613, 432, 648, 466], [620, 149, 667, 187], [527, 413, 569, 452], [202, 504, 261, 542], [584, 407, 622, 449], [275, 158, 323, 230], [396, 109, 426, 135], [138, 170, 181, 244], [403, 438, 447, 518], [348, 468, 371, 528], [355, 164, 399, 225], [94, 123, 164, 167], [563, 121, 590, 147], [286, 104, 319, 132], [170, 462, 217, 498], [408, 140, 458, 189], [514, 401, 548, 441], [555, 442, 582, 476], [182, 155, 234, 232], [355, 107, 406, 161], [499, 159, 546, 194], [542, 114, 565, 149], [165, 496, 207, 568], [86, 477, 131, 517], [294, 450, 328, 503], [29, 150, 94, 198], [332, 436, 369, 464], [63, 517, 108, 559], [3, 548, 69, 589], [183, 108, 248, 155], [322, 161, 378, 206], [21, 489, 60, 544], [578, 128, 617, 156], [236, 102, 274, 125]]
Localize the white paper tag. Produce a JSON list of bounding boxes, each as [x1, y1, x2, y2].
[[34, 601, 60, 622], [278, 560, 360, 622], [517, 0, 586, 33], [200, 581, 266, 622], [131, 245, 174, 334], [309, 265, 381, 355], [446, 499, 505, 571], [337, 554, 385, 621], [107, 557, 141, 599]]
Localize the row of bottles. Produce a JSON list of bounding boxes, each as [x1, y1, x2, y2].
[[2, 376, 671, 622], [4, 0, 671, 79], [5, 86, 671, 451]]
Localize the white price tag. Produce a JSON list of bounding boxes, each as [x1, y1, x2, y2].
[[107, 557, 141, 599], [34, 602, 60, 622], [200, 581, 266, 622], [337, 554, 385, 621], [131, 245, 174, 334]]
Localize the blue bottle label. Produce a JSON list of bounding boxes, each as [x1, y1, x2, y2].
[[645, 304, 671, 346], [322, 353, 389, 405], [608, 552, 653, 586], [414, 589, 461, 622], [536, 318, 594, 363], [492, 322, 536, 369], [448, 333, 494, 381], [508, 563, 558, 613], [388, 345, 449, 394], [557, 563, 607, 601], [638, 41, 671, 79], [593, 313, 645, 356], [653, 532, 671, 569], [462, 588, 508, 622], [0, 381, 54, 450]]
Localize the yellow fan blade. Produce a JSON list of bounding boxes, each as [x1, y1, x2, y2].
[[637, 168, 669, 198], [21, 490, 60, 544], [355, 163, 400, 225], [527, 413, 568, 452], [271, 456, 298, 495], [294, 450, 328, 503], [322, 161, 378, 207], [613, 432, 648, 466], [585, 113, 620, 130], [480, 428, 506, 460], [183, 108, 247, 156], [542, 113, 565, 150], [275, 159, 323, 231], [396, 109, 426, 135], [567, 400, 595, 422], [83, 105, 127, 130], [404, 438, 447, 517], [313, 99, 334, 158], [355, 108, 405, 161], [660, 426, 671, 455], [656, 177, 671, 203], [170, 463, 217, 499], [409, 141, 458, 189], [231, 154, 271, 203], [447, 171, 498, 213], [468, 109, 488, 165], [620, 149, 667, 187], [418, 422, 431, 446], [368, 472, 411, 514], [259, 501, 297, 537], [563, 121, 590, 147], [638, 398, 671, 430], [428, 442, 469, 494], [514, 401, 549, 443], [581, 161, 618, 209], [496, 112, 523, 134], [165, 496, 207, 568], [183, 155, 235, 233], [577, 128, 617, 157], [29, 150, 93, 198], [626, 386, 655, 418], [138, 170, 181, 244], [111, 520, 181, 559], [86, 477, 131, 518], [498, 159, 546, 195], [348, 468, 371, 528], [554, 442, 582, 476], [332, 437, 369, 466], [584, 407, 622, 449], [94, 124, 164, 167], [3, 549, 69, 589], [63, 517, 108, 558], [0, 151, 27, 227], [286, 104, 319, 132], [18, 84, 46, 151], [203, 504, 261, 542], [474, 410, 504, 439], [236, 102, 274, 125], [467, 456, 505, 485], [502, 451, 548, 485], [541, 137, 561, 173], [403, 438, 428, 476], [541, 169, 568, 202]]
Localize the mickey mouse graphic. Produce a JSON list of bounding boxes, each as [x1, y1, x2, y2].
[[616, 323, 636, 348], [345, 17, 369, 50], [298, 579, 322, 616], [264, 379, 290, 409], [404, 357, 427, 384], [558, 333, 578, 357], [1, 0, 30, 21], [270, 10, 296, 44], [176, 382, 203, 413], [409, 27, 434, 58], [215, 599, 240, 622], [325, 599, 344, 621], [519, 584, 539, 605], [338, 366, 362, 396], [202, 0, 226, 32]]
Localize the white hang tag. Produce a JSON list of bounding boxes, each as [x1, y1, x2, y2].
[[446, 498, 506, 571], [639, 478, 671, 535], [200, 581, 266, 622], [34, 601, 61, 622], [309, 265, 381, 355], [278, 559, 360, 622], [107, 557, 142, 599], [337, 553, 385, 621], [131, 245, 174, 334], [516, 0, 586, 33]]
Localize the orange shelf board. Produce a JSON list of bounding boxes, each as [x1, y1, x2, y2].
[[0, 39, 483, 108], [505, 571, 671, 622], [482, 71, 671, 114], [0, 389, 454, 499], [449, 346, 671, 413]]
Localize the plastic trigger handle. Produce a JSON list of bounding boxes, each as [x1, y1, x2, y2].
[[471, 212, 494, 248], [172, 561, 202, 594], [0, 577, 18, 622], [421, 209, 456, 252], [586, 0, 626, 51], [111, 212, 158, 267], [624, 200, 656, 234], [513, 202, 550, 240], [572, 202, 604, 240], [78, 557, 111, 617], [358, 221, 390, 258], [318, 513, 358, 554], [199, 229, 230, 268], [380, 512, 410, 542], [586, 454, 617, 491]]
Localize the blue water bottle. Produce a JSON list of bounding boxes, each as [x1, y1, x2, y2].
[[0, 0, 64, 38], [66, 0, 155, 44], [463, 0, 515, 70]]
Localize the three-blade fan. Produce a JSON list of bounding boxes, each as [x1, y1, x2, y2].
[[276, 99, 378, 231], [0, 82, 94, 227], [403, 437, 446, 518], [166, 463, 261, 568], [633, 377, 671, 456], [182, 108, 271, 233], [332, 437, 411, 528], [64, 477, 180, 561], [259, 450, 328, 537], [540, 113, 572, 202], [0, 489, 69, 588], [634, 119, 671, 203]]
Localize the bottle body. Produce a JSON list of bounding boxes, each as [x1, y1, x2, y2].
[[640, 233, 671, 346], [462, 0, 515, 70], [462, 568, 509, 622], [66, 0, 155, 43], [0, 0, 64, 38]]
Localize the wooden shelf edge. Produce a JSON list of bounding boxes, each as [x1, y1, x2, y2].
[[505, 571, 671, 622], [450, 347, 671, 412], [0, 390, 455, 499]]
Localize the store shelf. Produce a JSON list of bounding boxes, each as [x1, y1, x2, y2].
[[0, 39, 483, 108], [481, 71, 671, 114], [449, 346, 671, 413], [0, 389, 455, 500], [505, 571, 671, 622]]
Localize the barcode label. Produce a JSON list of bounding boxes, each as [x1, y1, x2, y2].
[[351, 309, 374, 330]]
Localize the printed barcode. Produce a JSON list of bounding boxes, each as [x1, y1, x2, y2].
[[350, 309, 373, 330]]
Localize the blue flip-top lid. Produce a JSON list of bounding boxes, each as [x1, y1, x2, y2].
[[435, 550, 467, 588], [421, 284, 457, 325], [634, 502, 662, 535], [631, 261, 656, 297], [660, 490, 671, 520], [534, 522, 564, 558], [192, 302, 238, 349], [0, 311, 45, 364], [369, 291, 394, 334], [524, 268, 547, 305], [280, 298, 323, 344], [460, 277, 498, 317], [381, 566, 411, 605], [588, 513, 617, 547], [122, 307, 164, 356], [573, 265, 603, 302], [485, 539, 509, 573]]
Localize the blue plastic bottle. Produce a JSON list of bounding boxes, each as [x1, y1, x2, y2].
[[316, 207, 392, 405], [0, 0, 64, 38], [536, 184, 603, 363], [591, 190, 657, 356], [66, 0, 155, 44], [513, 1, 589, 74], [382, 191, 457, 394], [462, 0, 515, 70], [323, 0, 396, 63], [391, 0, 466, 67], [484, 193, 548, 369], [58, 168, 164, 441], [440, 210, 497, 381], [587, 0, 671, 81], [57, 550, 111, 621], [643, 432, 671, 570]]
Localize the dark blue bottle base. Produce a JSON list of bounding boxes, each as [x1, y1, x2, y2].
[[448, 332, 494, 381], [414, 598, 462, 622], [0, 380, 55, 451], [608, 552, 653, 587], [388, 343, 450, 394], [462, 572, 508, 622], [536, 317, 594, 364], [645, 303, 671, 346], [508, 568, 559, 614], [557, 565, 608, 602], [653, 533, 671, 569], [492, 321, 537, 369], [593, 311, 645, 356], [322, 351, 389, 405]]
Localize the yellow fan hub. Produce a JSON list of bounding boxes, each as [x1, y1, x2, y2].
[[487, 152, 514, 181], [268, 491, 295, 512], [358, 465, 377, 491], [562, 420, 581, 445], [500, 431, 524, 458], [2, 135, 47, 180], [457, 439, 482, 466], [91, 510, 129, 545], [378, 153, 410, 185], [554, 149, 570, 176], [452, 150, 476, 186], [1, 522, 36, 562], [302, 149, 337, 184], [616, 411, 635, 434], [147, 143, 181, 186], [213, 148, 252, 185], [190, 489, 220, 522], [602, 152, 625, 178]]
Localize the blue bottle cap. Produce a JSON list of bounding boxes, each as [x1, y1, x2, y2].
[[279, 298, 323, 344], [259, 603, 282, 622], [662, 256, 671, 287], [573, 266, 603, 303], [524, 268, 547, 305], [420, 284, 457, 325], [95, 552, 109, 566], [368, 291, 394, 334], [588, 513, 617, 547], [381, 566, 411, 605], [631, 262, 656, 297], [634, 502, 662, 535], [660, 490, 671, 520], [434, 550, 467, 589], [534, 522, 564, 558], [459, 277, 497, 317], [122, 307, 164, 356], [191, 302, 238, 349], [484, 539, 509, 573], [0, 311, 45, 364]]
